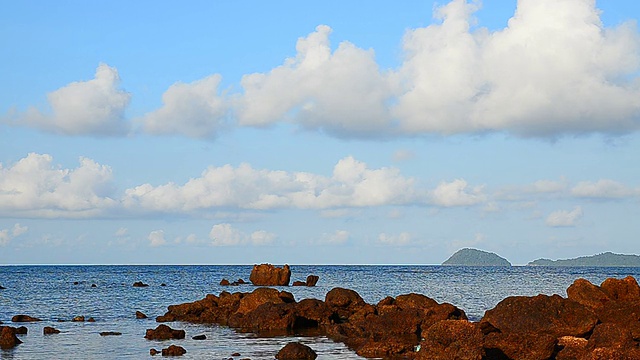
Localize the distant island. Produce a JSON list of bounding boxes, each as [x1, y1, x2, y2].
[[528, 252, 640, 267], [442, 248, 512, 266]]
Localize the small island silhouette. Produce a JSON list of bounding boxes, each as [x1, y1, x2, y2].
[[442, 249, 640, 267], [442, 248, 512, 266]]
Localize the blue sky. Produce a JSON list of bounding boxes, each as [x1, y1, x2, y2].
[[1, 0, 640, 265]]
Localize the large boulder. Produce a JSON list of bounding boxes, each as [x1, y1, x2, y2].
[[235, 288, 294, 315], [275, 342, 317, 360], [600, 276, 640, 301], [144, 324, 185, 340], [417, 320, 484, 360], [567, 278, 612, 309], [0, 326, 22, 349], [306, 275, 319, 287], [249, 264, 291, 286]]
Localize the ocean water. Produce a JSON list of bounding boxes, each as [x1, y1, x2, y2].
[[1, 265, 640, 359]]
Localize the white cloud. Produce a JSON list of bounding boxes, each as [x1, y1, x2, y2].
[[140, 75, 228, 138], [546, 206, 584, 227], [148, 230, 167, 247], [7, 64, 131, 136], [319, 230, 350, 245], [571, 179, 638, 199], [115, 227, 128, 237], [378, 232, 412, 246], [0, 153, 116, 218], [0, 223, 28, 246], [209, 223, 275, 246], [430, 179, 485, 207]]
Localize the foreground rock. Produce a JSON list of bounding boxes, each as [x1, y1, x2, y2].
[[0, 326, 22, 349], [145, 324, 185, 340], [249, 263, 291, 286], [276, 342, 317, 360]]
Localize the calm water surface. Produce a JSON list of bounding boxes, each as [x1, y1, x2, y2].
[[1, 265, 640, 359]]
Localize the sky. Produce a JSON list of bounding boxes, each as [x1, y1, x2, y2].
[[1, 0, 640, 265]]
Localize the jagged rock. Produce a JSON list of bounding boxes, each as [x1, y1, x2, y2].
[[99, 331, 122, 336], [136, 311, 148, 319], [417, 320, 484, 360], [161, 344, 186, 356], [145, 324, 186, 340], [133, 281, 149, 287], [11, 314, 41, 322], [249, 264, 291, 286], [43, 326, 60, 335], [275, 342, 317, 360], [305, 275, 319, 287], [0, 326, 22, 349]]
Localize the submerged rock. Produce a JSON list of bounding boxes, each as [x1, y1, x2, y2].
[[192, 334, 206, 340], [99, 331, 122, 336], [249, 263, 291, 286], [275, 342, 317, 360], [44, 326, 60, 335]]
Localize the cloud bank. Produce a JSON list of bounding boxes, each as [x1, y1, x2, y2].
[[4, 0, 640, 139]]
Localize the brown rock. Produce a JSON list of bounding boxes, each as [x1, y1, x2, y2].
[[15, 326, 27, 334], [236, 288, 294, 315], [0, 326, 23, 349], [220, 279, 230, 286], [133, 281, 149, 287], [72, 316, 85, 322], [600, 276, 640, 301], [587, 323, 635, 350], [484, 331, 557, 360], [11, 314, 41, 322], [292, 281, 306, 286], [87, 317, 95, 322], [43, 326, 60, 335], [249, 264, 291, 286], [145, 324, 186, 340], [150, 348, 159, 356], [325, 287, 366, 321], [136, 311, 148, 319], [305, 275, 319, 287], [417, 320, 484, 360], [555, 336, 589, 360], [275, 342, 317, 360], [161, 344, 187, 356], [99, 331, 122, 336], [567, 278, 612, 309]]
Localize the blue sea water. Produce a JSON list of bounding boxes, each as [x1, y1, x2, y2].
[[1, 265, 640, 359]]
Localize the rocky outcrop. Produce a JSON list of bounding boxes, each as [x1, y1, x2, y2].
[[43, 326, 60, 335], [0, 326, 22, 349], [11, 314, 41, 322], [276, 342, 317, 360], [306, 275, 319, 286], [249, 264, 291, 286], [161, 345, 186, 356], [145, 324, 186, 340]]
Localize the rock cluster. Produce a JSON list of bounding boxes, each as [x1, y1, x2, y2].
[[292, 275, 319, 287], [156, 275, 640, 359], [249, 263, 291, 286]]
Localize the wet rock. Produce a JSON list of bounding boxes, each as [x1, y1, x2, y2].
[[15, 326, 27, 335], [236, 288, 294, 315], [99, 331, 122, 336], [72, 316, 85, 322], [161, 344, 186, 356], [192, 334, 206, 340], [161, 283, 167, 287], [136, 311, 148, 319], [231, 352, 241, 357], [43, 326, 60, 335], [292, 281, 306, 286], [133, 281, 149, 287], [11, 314, 41, 322], [220, 279, 231, 286], [417, 320, 484, 360], [275, 342, 317, 360], [73, 281, 79, 285], [0, 326, 23, 349], [91, 284, 97, 287], [145, 324, 186, 340], [150, 348, 159, 356], [249, 264, 291, 286], [305, 275, 319, 287]]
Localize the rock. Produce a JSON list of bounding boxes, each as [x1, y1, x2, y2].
[[556, 336, 589, 360], [192, 334, 206, 340], [235, 288, 294, 315], [600, 275, 640, 301], [99, 331, 122, 336], [133, 281, 149, 287], [567, 278, 612, 309], [275, 342, 317, 360], [292, 281, 306, 286], [73, 281, 79, 285], [325, 287, 366, 320], [161, 344, 187, 356], [235, 279, 247, 285], [484, 331, 557, 360], [161, 283, 167, 286], [15, 326, 27, 334], [91, 284, 97, 287], [0, 326, 23, 349], [220, 279, 231, 286], [43, 326, 60, 335], [150, 348, 159, 356], [87, 317, 95, 322], [136, 311, 148, 319], [417, 320, 484, 360], [249, 264, 291, 286], [0, 285, 5, 290], [231, 352, 241, 357], [72, 316, 85, 322], [11, 314, 41, 322], [145, 324, 186, 340], [305, 275, 319, 287]]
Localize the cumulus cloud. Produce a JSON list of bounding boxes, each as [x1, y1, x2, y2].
[[546, 206, 584, 227], [571, 179, 638, 199], [0, 223, 28, 246], [209, 223, 275, 246], [0, 153, 116, 218], [378, 232, 412, 246], [430, 179, 485, 207], [6, 64, 131, 136], [140, 75, 229, 138], [148, 230, 167, 247]]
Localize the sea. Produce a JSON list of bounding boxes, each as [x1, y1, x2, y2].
[[1, 265, 640, 359]]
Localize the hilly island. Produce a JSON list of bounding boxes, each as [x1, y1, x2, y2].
[[442, 249, 640, 267]]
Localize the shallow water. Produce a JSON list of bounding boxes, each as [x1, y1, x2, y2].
[[1, 265, 639, 359]]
